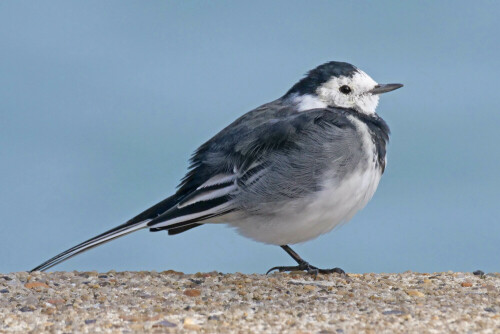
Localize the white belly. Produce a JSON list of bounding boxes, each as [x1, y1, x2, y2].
[[230, 164, 382, 245]]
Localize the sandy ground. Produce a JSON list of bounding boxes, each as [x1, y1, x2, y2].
[[1, 270, 499, 333]]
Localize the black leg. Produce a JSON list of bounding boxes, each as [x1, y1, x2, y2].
[[266, 245, 345, 275]]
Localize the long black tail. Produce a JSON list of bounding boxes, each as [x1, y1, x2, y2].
[[30, 219, 150, 272], [30, 194, 182, 272], [30, 177, 234, 271]]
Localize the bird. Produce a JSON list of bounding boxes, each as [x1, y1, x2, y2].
[[31, 61, 403, 274]]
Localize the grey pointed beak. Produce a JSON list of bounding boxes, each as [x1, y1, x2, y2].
[[369, 83, 403, 95]]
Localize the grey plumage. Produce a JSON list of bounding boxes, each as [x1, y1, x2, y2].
[[192, 100, 382, 208]]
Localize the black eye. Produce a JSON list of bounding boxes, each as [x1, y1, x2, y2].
[[339, 85, 352, 94]]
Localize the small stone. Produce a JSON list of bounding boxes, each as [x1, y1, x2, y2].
[[20, 305, 36, 312], [47, 299, 65, 305], [208, 315, 220, 321], [84, 319, 96, 324], [315, 314, 326, 322], [119, 314, 161, 322], [101, 322, 113, 328], [129, 323, 144, 331], [194, 272, 211, 278], [0, 289, 9, 293], [2, 276, 13, 281], [120, 315, 140, 322], [303, 285, 316, 291], [161, 270, 184, 275], [406, 290, 425, 298], [153, 320, 177, 328], [484, 284, 496, 292], [484, 307, 497, 313], [183, 317, 201, 330], [461, 282, 473, 287], [42, 307, 56, 315], [24, 282, 50, 289], [382, 310, 404, 315], [473, 270, 485, 276], [184, 288, 201, 297]]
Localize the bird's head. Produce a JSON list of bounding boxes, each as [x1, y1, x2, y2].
[[285, 61, 403, 115]]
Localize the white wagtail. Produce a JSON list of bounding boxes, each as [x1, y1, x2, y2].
[[31, 61, 403, 274]]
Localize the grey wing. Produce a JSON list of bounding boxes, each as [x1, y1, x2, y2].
[[231, 109, 365, 213], [147, 104, 362, 231]]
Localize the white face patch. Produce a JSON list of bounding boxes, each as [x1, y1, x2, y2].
[[315, 70, 380, 115], [290, 93, 328, 112]]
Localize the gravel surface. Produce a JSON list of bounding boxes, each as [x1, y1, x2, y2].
[[1, 270, 499, 333]]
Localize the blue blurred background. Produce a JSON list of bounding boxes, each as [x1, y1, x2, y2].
[[1, 1, 499, 274]]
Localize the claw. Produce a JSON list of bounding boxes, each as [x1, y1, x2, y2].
[[266, 266, 280, 275], [266, 265, 297, 275], [317, 267, 345, 275]]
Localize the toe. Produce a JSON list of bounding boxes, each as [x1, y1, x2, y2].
[[266, 266, 281, 275], [318, 267, 345, 275]]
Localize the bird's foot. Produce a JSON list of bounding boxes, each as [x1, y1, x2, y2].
[[266, 261, 345, 276]]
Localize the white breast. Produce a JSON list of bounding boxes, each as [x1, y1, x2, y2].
[[230, 116, 383, 245]]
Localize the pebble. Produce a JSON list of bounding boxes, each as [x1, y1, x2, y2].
[[382, 310, 405, 315], [19, 306, 35, 312], [24, 282, 49, 289], [0, 271, 499, 332], [183, 317, 201, 330], [47, 298, 65, 305], [184, 288, 201, 297], [406, 290, 425, 298], [153, 320, 177, 328]]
